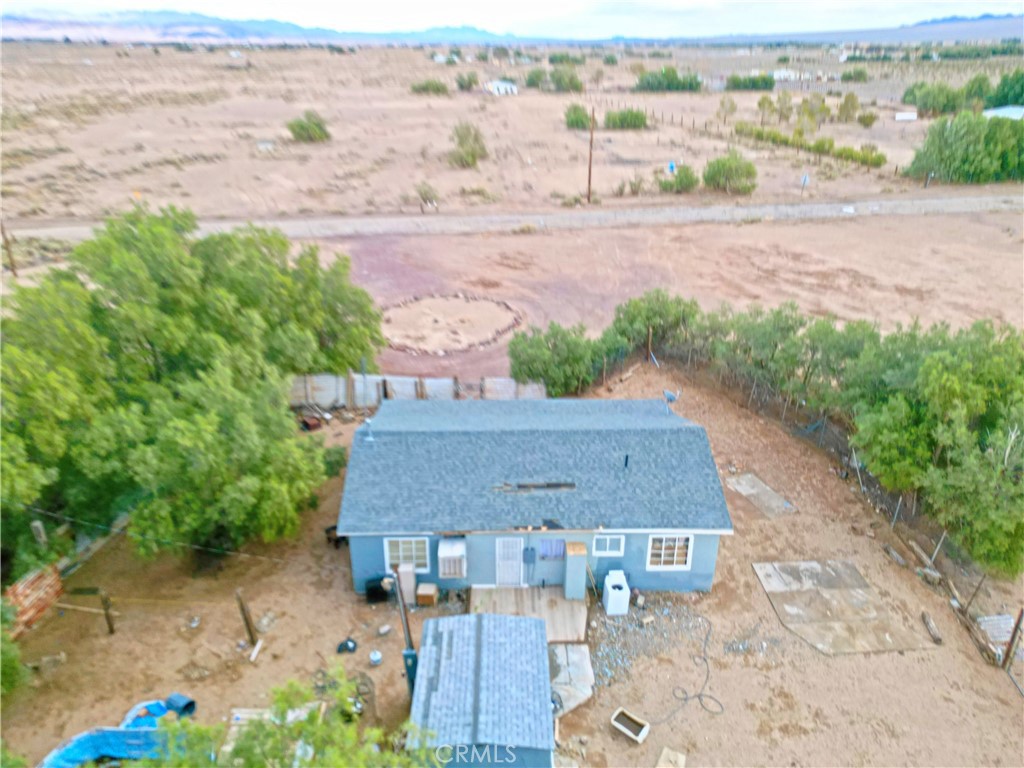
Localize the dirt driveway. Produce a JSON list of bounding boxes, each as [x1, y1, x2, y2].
[[4, 364, 1021, 766]]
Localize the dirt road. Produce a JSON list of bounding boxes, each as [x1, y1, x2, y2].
[[8, 193, 1020, 242]]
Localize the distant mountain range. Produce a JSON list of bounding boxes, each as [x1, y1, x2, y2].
[[2, 10, 1021, 45]]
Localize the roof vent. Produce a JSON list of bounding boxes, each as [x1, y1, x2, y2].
[[364, 418, 374, 443], [624, 454, 629, 470]]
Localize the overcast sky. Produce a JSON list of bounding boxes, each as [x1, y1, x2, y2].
[[5, 0, 1022, 38]]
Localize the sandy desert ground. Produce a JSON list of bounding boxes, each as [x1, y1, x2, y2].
[[2, 365, 1021, 767], [3, 42, 1022, 223]]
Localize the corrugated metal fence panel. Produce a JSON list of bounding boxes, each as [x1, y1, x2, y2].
[[5, 565, 63, 638], [517, 382, 547, 399], [481, 377, 516, 400], [422, 378, 456, 400], [382, 376, 419, 400], [350, 374, 384, 408]]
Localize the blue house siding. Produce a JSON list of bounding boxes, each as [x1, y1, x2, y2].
[[347, 531, 721, 594]]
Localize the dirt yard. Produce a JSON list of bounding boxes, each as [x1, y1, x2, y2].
[[4, 42, 1019, 224], [3, 365, 1021, 766], [327, 209, 1024, 378]]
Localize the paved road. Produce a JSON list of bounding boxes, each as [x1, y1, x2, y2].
[[8, 194, 1020, 242]]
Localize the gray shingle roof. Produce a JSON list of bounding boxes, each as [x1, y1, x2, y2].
[[337, 399, 732, 535], [411, 614, 554, 752]]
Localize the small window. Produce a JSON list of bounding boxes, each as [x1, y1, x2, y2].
[[438, 538, 467, 579], [593, 535, 625, 557], [384, 537, 429, 574], [539, 539, 566, 560], [647, 535, 692, 571]]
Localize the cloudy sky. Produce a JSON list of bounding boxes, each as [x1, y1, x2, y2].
[[5, 0, 1021, 38]]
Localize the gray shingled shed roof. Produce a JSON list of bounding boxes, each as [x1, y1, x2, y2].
[[411, 614, 554, 752], [337, 399, 732, 535]]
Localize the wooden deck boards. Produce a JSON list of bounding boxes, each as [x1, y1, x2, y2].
[[468, 586, 588, 643]]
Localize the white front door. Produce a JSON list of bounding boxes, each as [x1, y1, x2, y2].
[[496, 538, 523, 586]]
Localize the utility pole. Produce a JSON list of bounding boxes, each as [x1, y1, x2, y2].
[[235, 588, 258, 646], [586, 107, 595, 204], [99, 590, 116, 635]]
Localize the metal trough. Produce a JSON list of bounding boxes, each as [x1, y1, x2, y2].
[[610, 707, 650, 744]]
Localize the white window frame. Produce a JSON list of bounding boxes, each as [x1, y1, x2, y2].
[[646, 534, 693, 571], [383, 537, 430, 574], [438, 538, 467, 579], [593, 534, 625, 557]]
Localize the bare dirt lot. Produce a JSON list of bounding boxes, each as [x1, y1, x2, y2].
[[3, 365, 1021, 767], [4, 42, 1020, 223], [328, 210, 1024, 378]]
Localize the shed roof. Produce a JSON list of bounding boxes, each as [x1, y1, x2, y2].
[[337, 399, 732, 535], [982, 105, 1024, 120], [411, 614, 554, 752]]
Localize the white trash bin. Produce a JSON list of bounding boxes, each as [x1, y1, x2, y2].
[[602, 570, 630, 616]]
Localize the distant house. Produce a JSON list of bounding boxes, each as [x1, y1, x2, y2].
[[982, 106, 1024, 121], [484, 79, 518, 96], [411, 614, 554, 767], [336, 399, 733, 595], [432, 53, 447, 64]]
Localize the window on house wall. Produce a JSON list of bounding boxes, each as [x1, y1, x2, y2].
[[384, 537, 429, 573], [438, 538, 467, 579], [539, 539, 566, 560], [593, 534, 625, 557], [646, 535, 692, 570]]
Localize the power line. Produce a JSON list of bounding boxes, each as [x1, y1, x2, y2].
[[28, 507, 287, 564]]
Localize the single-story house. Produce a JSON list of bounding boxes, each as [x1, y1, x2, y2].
[[484, 79, 518, 96], [337, 399, 732, 595], [411, 614, 554, 767]]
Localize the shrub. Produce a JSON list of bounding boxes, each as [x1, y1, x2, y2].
[[777, 55, 790, 64], [658, 164, 699, 194], [323, 446, 347, 476], [411, 79, 449, 95], [635, 66, 701, 92], [549, 52, 585, 66], [415, 181, 438, 205], [603, 54, 618, 65], [2, 603, 25, 697], [565, 104, 591, 130], [725, 73, 774, 91], [604, 108, 647, 129], [448, 122, 488, 168], [840, 68, 869, 83], [550, 67, 583, 93], [857, 111, 878, 128], [455, 72, 479, 91], [902, 81, 964, 116], [525, 68, 547, 88], [286, 111, 330, 142], [703, 151, 757, 194]]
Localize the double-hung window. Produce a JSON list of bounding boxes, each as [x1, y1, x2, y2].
[[646, 534, 692, 570], [384, 537, 430, 573]]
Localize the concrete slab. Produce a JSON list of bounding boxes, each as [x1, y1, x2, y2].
[[656, 747, 688, 767], [726, 473, 795, 518], [549, 643, 595, 717], [753, 560, 931, 655]]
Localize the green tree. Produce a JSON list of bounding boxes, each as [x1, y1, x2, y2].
[[757, 94, 776, 126], [776, 90, 793, 124], [717, 94, 737, 124], [509, 323, 600, 397], [140, 668, 437, 768], [962, 73, 993, 106], [603, 54, 618, 65], [838, 92, 860, 122], [988, 69, 1024, 107], [2, 208, 382, 570]]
